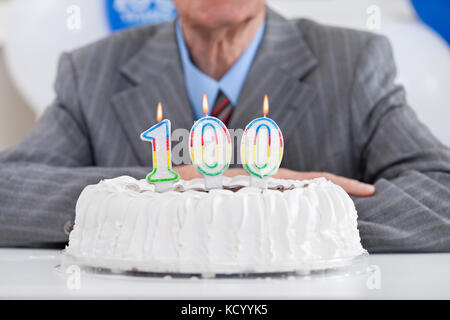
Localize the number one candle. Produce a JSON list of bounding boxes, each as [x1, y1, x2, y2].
[[189, 94, 232, 190], [140, 102, 179, 192], [241, 95, 284, 189]]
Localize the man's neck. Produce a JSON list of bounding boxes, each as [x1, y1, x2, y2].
[[179, 8, 266, 81]]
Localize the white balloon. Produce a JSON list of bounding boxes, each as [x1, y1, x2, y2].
[[382, 21, 450, 147], [4, 0, 109, 116], [268, 0, 450, 146]]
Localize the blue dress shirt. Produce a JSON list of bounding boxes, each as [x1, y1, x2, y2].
[[175, 19, 266, 120]]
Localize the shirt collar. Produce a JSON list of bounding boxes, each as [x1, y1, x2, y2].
[[176, 19, 265, 119]]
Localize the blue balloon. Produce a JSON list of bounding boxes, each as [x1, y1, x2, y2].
[[410, 0, 450, 45], [105, 0, 177, 32]]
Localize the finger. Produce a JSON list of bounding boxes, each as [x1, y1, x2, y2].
[[275, 170, 375, 197], [224, 169, 248, 177], [329, 175, 375, 197], [174, 165, 202, 180]]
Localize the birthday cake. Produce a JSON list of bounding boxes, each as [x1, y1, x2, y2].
[[65, 175, 366, 274]]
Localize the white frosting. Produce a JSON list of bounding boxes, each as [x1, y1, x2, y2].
[[65, 175, 366, 274]]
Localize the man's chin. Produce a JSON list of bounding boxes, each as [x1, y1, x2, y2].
[[189, 15, 249, 30]]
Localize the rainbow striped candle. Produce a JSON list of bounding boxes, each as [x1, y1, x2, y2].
[[140, 102, 179, 192], [241, 95, 284, 188], [189, 94, 232, 190]]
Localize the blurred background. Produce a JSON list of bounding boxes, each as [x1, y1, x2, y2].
[[0, 0, 449, 151]]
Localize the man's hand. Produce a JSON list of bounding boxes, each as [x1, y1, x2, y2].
[[174, 164, 202, 180], [174, 164, 247, 180], [174, 165, 375, 197], [275, 168, 375, 197], [172, 164, 199, 180]]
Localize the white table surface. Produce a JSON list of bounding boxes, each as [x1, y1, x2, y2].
[[0, 248, 449, 299]]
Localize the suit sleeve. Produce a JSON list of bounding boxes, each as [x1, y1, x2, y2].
[[350, 35, 450, 252], [0, 53, 149, 247]]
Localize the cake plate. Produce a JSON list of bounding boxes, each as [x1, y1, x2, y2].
[[58, 251, 369, 279]]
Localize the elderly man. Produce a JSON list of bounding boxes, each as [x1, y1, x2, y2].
[[0, 1, 449, 250]]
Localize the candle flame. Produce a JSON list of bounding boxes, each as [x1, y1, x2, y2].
[[263, 94, 269, 116], [202, 93, 209, 115], [156, 102, 163, 123]]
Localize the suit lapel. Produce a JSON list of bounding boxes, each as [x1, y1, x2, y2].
[[111, 21, 194, 165], [229, 9, 318, 141]]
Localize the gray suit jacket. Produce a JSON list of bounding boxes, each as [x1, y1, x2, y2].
[[1, 9, 449, 251]]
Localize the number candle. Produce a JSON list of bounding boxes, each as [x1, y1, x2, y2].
[[140, 102, 179, 192], [189, 94, 232, 190], [241, 95, 284, 188]]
